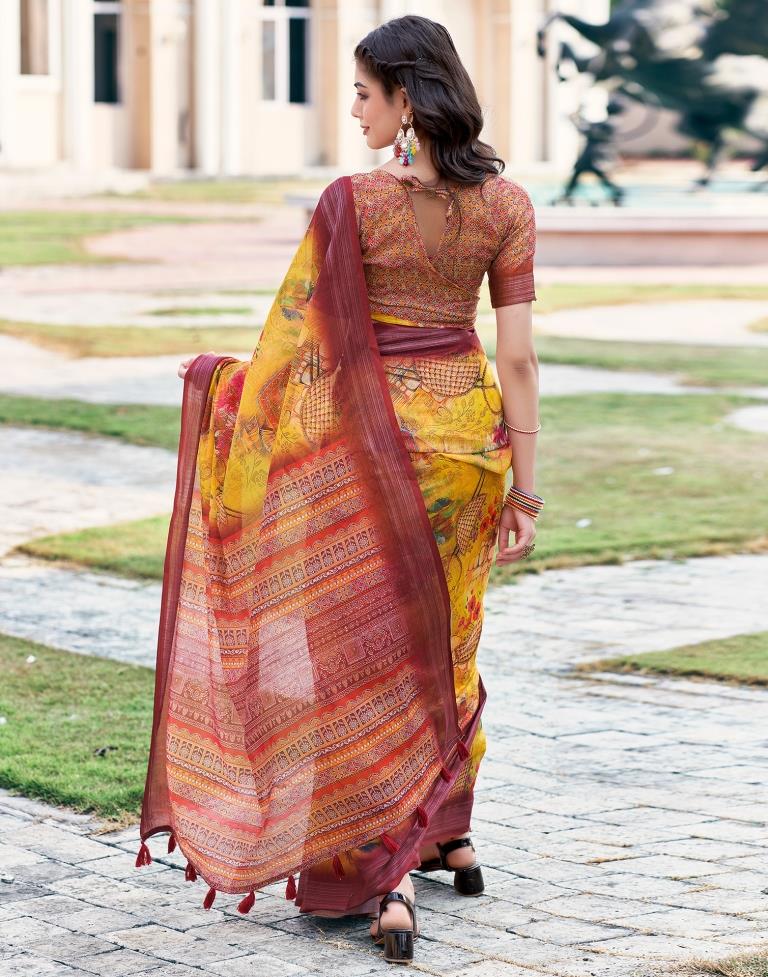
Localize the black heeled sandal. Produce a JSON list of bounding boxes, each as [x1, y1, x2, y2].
[[372, 890, 419, 964], [416, 836, 485, 895]]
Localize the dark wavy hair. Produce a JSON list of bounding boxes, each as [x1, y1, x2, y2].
[[353, 15, 505, 185]]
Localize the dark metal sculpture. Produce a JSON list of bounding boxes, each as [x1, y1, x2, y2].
[[555, 98, 627, 206], [537, 0, 768, 196]]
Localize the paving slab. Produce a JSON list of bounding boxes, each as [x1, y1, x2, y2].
[[1, 547, 767, 974]]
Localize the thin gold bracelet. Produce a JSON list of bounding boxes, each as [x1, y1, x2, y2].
[[502, 418, 541, 434]]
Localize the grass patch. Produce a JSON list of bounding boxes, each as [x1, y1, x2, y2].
[[676, 948, 768, 976], [0, 211, 204, 266], [472, 321, 768, 390], [0, 319, 261, 358], [0, 633, 153, 823], [488, 390, 768, 584], [496, 282, 768, 317], [10, 391, 768, 584], [19, 515, 170, 580], [0, 393, 180, 450], [114, 177, 327, 205], [749, 316, 768, 334], [531, 334, 768, 388], [573, 631, 768, 686], [148, 306, 253, 317]]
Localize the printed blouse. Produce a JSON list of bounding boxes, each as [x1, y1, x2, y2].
[[349, 168, 537, 327]]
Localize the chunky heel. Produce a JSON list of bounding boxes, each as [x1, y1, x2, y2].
[[454, 862, 484, 895], [373, 890, 418, 965], [383, 929, 414, 964], [417, 836, 485, 896]]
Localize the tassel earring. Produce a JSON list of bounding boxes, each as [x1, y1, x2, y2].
[[394, 113, 420, 167]]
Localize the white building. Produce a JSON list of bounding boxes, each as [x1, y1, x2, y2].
[[0, 0, 612, 178]]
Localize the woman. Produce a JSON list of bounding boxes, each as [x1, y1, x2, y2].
[[137, 14, 541, 967]]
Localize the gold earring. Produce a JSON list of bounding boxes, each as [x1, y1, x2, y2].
[[394, 112, 420, 166]]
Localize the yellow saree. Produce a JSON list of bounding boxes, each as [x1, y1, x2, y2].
[[136, 175, 510, 917]]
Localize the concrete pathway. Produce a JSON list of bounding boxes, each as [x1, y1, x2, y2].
[[0, 427, 176, 558], [1, 552, 767, 977], [724, 404, 768, 433], [0, 291, 275, 328], [533, 300, 768, 348]]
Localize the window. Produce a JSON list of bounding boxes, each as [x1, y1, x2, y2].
[[94, 1, 122, 104], [260, 0, 310, 104], [20, 0, 50, 75]]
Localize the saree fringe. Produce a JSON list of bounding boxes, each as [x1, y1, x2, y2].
[[137, 176, 487, 913]]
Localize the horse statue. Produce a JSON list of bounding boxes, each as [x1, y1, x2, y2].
[[537, 0, 768, 189]]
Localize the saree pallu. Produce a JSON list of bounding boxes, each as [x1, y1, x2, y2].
[[137, 175, 509, 916]]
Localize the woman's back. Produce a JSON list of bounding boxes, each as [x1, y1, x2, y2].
[[350, 169, 537, 328]]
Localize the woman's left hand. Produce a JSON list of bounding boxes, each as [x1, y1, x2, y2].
[[178, 350, 217, 380], [495, 505, 536, 565]]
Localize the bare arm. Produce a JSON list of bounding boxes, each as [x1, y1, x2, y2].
[[494, 300, 539, 565], [494, 300, 539, 494]]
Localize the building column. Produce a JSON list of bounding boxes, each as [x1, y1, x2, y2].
[[220, 0, 241, 175], [123, 0, 152, 170], [0, 0, 20, 166], [193, 0, 220, 174], [62, 0, 94, 169]]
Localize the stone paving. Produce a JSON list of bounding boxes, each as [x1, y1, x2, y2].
[[1, 553, 767, 977]]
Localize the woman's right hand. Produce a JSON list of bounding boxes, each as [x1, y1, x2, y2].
[[178, 350, 217, 380], [495, 505, 537, 565]]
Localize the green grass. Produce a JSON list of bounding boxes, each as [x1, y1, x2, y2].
[[488, 390, 768, 584], [0, 211, 205, 266], [677, 949, 768, 976], [499, 282, 768, 317], [114, 177, 327, 205], [9, 391, 768, 582], [0, 394, 180, 450], [0, 319, 261, 358], [574, 631, 768, 686], [0, 633, 154, 823], [20, 515, 170, 580], [148, 306, 253, 317], [473, 322, 768, 390], [531, 334, 768, 388]]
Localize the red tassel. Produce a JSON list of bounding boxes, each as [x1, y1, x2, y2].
[[457, 740, 470, 760], [237, 889, 256, 914], [184, 861, 197, 882], [416, 804, 429, 827], [332, 854, 345, 879], [135, 842, 152, 867], [380, 831, 400, 854], [285, 874, 297, 900], [202, 886, 217, 909], [167, 832, 177, 853], [439, 764, 452, 782]]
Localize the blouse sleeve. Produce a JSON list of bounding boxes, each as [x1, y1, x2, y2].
[[487, 182, 537, 308]]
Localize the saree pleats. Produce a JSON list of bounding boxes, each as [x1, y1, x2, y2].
[[139, 176, 492, 910]]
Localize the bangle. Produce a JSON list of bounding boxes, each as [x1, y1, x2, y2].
[[502, 418, 541, 434], [503, 485, 545, 519]]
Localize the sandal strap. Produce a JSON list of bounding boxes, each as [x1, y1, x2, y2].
[[436, 837, 474, 856], [376, 890, 417, 937], [436, 836, 475, 870]]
